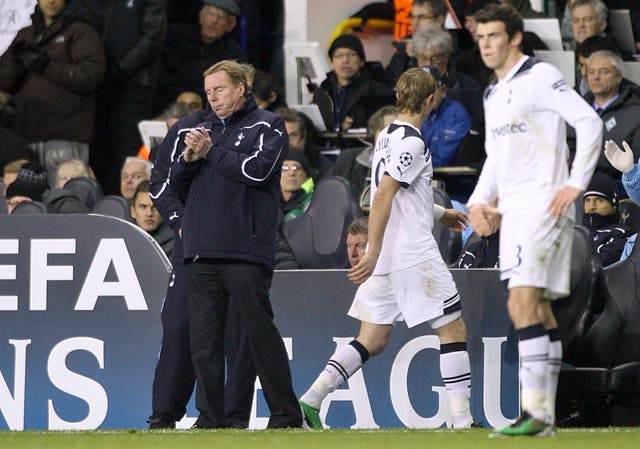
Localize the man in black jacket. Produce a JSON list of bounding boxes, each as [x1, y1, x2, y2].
[[169, 60, 302, 429], [154, 0, 246, 114]]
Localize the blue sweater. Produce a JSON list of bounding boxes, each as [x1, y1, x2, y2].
[[420, 97, 471, 167]]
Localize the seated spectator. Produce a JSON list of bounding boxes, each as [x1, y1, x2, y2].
[[458, 0, 499, 89], [56, 159, 96, 188], [346, 217, 368, 268], [579, 51, 640, 179], [500, 0, 545, 18], [574, 35, 616, 95], [3, 159, 30, 194], [385, 0, 456, 86], [280, 149, 314, 222], [131, 181, 173, 258], [413, 24, 483, 124], [0, 0, 105, 182], [420, 66, 471, 167], [313, 34, 394, 132], [329, 105, 398, 203], [583, 171, 634, 266], [5, 162, 49, 213], [567, 0, 617, 52], [121, 157, 152, 202], [5, 161, 88, 213], [252, 70, 287, 112], [175, 91, 204, 110], [275, 107, 323, 174], [154, 0, 245, 113]]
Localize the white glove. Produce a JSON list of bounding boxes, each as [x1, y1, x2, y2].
[[604, 140, 635, 173]]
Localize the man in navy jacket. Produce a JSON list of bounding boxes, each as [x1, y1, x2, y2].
[[169, 60, 302, 428]]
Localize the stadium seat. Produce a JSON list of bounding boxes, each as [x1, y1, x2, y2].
[[63, 176, 103, 209], [283, 176, 361, 268], [557, 232, 640, 426], [433, 187, 462, 265], [11, 201, 47, 214], [92, 195, 132, 221]]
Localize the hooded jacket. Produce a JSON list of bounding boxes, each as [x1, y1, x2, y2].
[[0, 0, 105, 143], [169, 95, 288, 269]]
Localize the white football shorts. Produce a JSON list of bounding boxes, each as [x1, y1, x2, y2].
[[348, 257, 461, 329], [499, 210, 573, 300]]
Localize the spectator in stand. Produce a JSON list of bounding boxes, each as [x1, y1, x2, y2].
[[281, 150, 314, 223], [56, 159, 96, 188], [458, 0, 499, 89], [570, 50, 640, 180], [582, 171, 634, 266], [88, 0, 166, 195], [313, 34, 394, 132], [499, 0, 545, 18], [5, 161, 88, 213], [120, 157, 152, 201], [567, 0, 615, 52], [346, 217, 368, 268], [5, 162, 49, 213], [385, 0, 454, 86], [330, 105, 398, 204], [413, 24, 482, 134], [252, 70, 287, 112], [574, 35, 616, 95], [0, 0, 106, 183], [419, 65, 471, 168], [176, 91, 204, 111], [131, 181, 173, 258], [3, 159, 30, 195], [154, 0, 245, 114], [274, 107, 324, 175]]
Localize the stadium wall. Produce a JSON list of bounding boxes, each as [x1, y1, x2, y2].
[[0, 215, 518, 430]]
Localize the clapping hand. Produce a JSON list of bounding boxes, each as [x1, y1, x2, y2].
[[183, 128, 212, 162], [604, 140, 635, 173]]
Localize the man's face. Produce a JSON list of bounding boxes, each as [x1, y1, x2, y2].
[[346, 232, 368, 267], [578, 54, 588, 78], [120, 162, 149, 200], [586, 55, 622, 99], [176, 91, 203, 110], [465, 15, 478, 42], [331, 47, 364, 85], [6, 196, 31, 214], [199, 4, 236, 43], [416, 48, 448, 80], [584, 195, 615, 216], [280, 160, 308, 195], [204, 70, 246, 120], [285, 121, 305, 150], [38, 0, 65, 22], [131, 192, 164, 233], [572, 4, 605, 44], [410, 3, 443, 33], [476, 21, 519, 74]]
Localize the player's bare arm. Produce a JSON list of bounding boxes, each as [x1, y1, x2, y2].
[[348, 174, 400, 284]]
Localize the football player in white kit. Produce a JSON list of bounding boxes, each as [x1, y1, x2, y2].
[[467, 4, 603, 437], [299, 68, 476, 430]]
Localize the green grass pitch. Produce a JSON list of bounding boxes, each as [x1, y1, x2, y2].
[[0, 428, 639, 449]]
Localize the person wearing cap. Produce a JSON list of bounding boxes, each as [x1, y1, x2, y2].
[[419, 65, 471, 168], [583, 171, 634, 266], [280, 149, 315, 222], [5, 162, 50, 213], [312, 34, 394, 132], [154, 0, 246, 114]]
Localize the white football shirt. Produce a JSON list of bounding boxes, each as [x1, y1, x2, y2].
[[467, 56, 602, 215], [371, 120, 442, 274]]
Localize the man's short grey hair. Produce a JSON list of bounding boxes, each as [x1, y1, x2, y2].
[[571, 0, 608, 25], [586, 50, 625, 78], [412, 24, 453, 59], [122, 156, 153, 178]]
